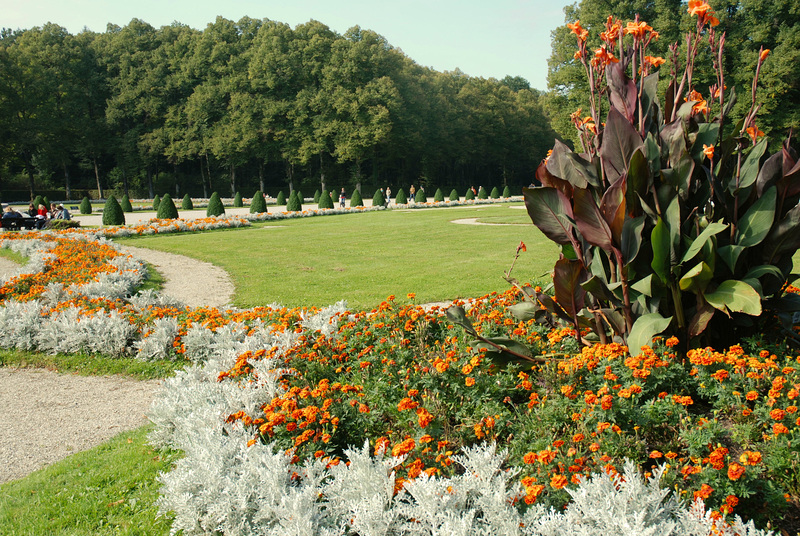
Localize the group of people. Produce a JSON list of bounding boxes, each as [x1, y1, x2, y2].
[[2, 202, 71, 229]]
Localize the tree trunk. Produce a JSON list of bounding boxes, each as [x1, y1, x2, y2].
[[258, 162, 265, 192], [174, 163, 180, 196], [204, 154, 212, 198], [23, 152, 35, 200], [229, 163, 236, 197], [63, 161, 71, 200], [93, 157, 103, 199], [122, 167, 129, 197], [319, 152, 326, 192], [147, 167, 154, 199], [199, 159, 208, 198], [355, 160, 362, 194], [286, 162, 294, 193]]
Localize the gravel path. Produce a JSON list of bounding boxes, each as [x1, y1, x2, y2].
[[0, 245, 234, 484]]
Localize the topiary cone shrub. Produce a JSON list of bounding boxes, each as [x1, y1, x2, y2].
[[101, 195, 125, 226], [313, 189, 321, 203], [121, 194, 133, 212], [157, 193, 179, 219], [465, 188, 475, 201], [477, 187, 488, 199], [233, 192, 243, 207], [350, 189, 363, 207], [181, 194, 194, 210], [286, 191, 302, 212], [449, 188, 459, 201], [521, 8, 800, 353], [153, 194, 161, 212], [206, 192, 225, 217], [434, 188, 444, 202], [490, 186, 500, 199], [318, 189, 334, 209], [502, 185, 511, 198], [415, 188, 427, 203], [79, 196, 92, 215], [32, 195, 44, 211], [276, 191, 286, 206], [372, 189, 385, 207], [296, 190, 303, 202], [42, 196, 50, 209], [250, 190, 267, 213], [394, 188, 407, 204]]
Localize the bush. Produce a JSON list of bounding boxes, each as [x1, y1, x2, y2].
[[286, 191, 302, 212], [32, 195, 44, 211], [350, 189, 363, 208], [153, 194, 160, 211], [490, 186, 500, 199], [449, 189, 459, 201], [318, 189, 334, 209], [313, 189, 321, 203], [415, 187, 427, 203], [233, 192, 243, 207], [156, 194, 179, 219], [372, 189, 385, 207], [395, 188, 407, 204], [101, 195, 125, 226], [434, 188, 444, 202], [42, 196, 50, 209], [502, 185, 511, 198], [477, 187, 488, 199], [276, 191, 286, 206], [296, 190, 303, 202], [120, 194, 133, 212], [79, 196, 92, 215], [181, 194, 194, 210], [206, 192, 225, 217], [465, 188, 475, 200], [249, 190, 267, 213]]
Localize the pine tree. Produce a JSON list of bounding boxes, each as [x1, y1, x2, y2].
[[318, 189, 334, 209], [449, 189, 459, 201], [395, 188, 407, 204], [490, 186, 500, 199], [153, 194, 161, 211], [372, 189, 385, 207], [276, 191, 286, 206], [502, 185, 511, 198]]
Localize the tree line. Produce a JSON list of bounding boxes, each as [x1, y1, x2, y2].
[[544, 0, 799, 148], [0, 17, 556, 201]]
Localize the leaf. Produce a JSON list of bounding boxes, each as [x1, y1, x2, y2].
[[509, 301, 540, 322], [606, 62, 637, 122], [678, 261, 713, 293], [704, 280, 762, 316], [681, 221, 727, 264], [627, 148, 649, 216], [621, 215, 645, 266], [573, 188, 614, 252], [736, 186, 776, 247], [600, 174, 627, 245], [763, 203, 800, 262], [546, 140, 598, 188], [651, 217, 671, 284], [736, 137, 768, 192], [756, 150, 784, 196], [581, 275, 621, 305], [718, 244, 745, 273], [535, 160, 573, 197], [600, 107, 643, 183], [631, 274, 654, 297], [688, 299, 715, 338], [523, 187, 575, 246], [446, 305, 476, 334], [554, 257, 586, 319], [660, 120, 684, 169], [742, 264, 785, 283], [472, 337, 533, 358], [639, 72, 659, 121], [627, 313, 672, 356], [661, 152, 694, 195]]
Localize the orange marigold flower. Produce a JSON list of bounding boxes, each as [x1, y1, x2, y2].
[[649, 450, 663, 459], [550, 474, 569, 489], [465, 377, 475, 387], [770, 408, 786, 421], [391, 437, 416, 457], [728, 463, 746, 480], [740, 450, 762, 466], [694, 483, 714, 500], [523, 451, 537, 464], [746, 391, 758, 401], [774, 423, 790, 435]]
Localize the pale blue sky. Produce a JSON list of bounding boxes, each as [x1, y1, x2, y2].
[[3, 0, 574, 90]]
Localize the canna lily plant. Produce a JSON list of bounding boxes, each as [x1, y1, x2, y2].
[[519, 2, 800, 353]]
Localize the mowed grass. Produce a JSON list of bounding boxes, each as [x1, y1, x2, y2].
[[116, 204, 560, 310]]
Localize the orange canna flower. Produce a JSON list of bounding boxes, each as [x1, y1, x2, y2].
[[746, 125, 765, 144], [592, 46, 620, 68], [567, 20, 589, 41], [760, 48, 770, 62], [687, 0, 720, 26], [624, 21, 653, 39], [702, 144, 715, 160]]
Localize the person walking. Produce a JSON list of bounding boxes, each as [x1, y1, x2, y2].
[[339, 188, 346, 208], [385, 186, 392, 206], [409, 184, 416, 204]]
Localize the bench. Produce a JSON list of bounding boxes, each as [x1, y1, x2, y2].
[[1, 217, 39, 231]]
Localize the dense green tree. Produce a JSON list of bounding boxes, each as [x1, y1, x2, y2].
[[276, 191, 286, 205], [79, 196, 92, 214], [318, 189, 334, 209], [350, 188, 363, 207], [286, 190, 302, 211], [181, 194, 194, 210], [433, 188, 444, 202], [449, 188, 459, 201], [233, 191, 243, 207], [121, 193, 133, 212], [101, 195, 124, 225], [394, 188, 406, 204], [249, 190, 266, 213], [206, 191, 225, 216]]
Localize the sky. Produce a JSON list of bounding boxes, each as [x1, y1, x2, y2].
[[2, 0, 574, 90]]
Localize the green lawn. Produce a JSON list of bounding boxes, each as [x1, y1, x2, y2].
[[116, 204, 559, 310]]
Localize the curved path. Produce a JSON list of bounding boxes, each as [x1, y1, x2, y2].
[[0, 245, 234, 483]]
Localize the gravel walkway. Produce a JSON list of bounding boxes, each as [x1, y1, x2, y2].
[[0, 245, 234, 484]]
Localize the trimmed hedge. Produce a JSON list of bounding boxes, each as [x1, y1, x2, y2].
[[276, 191, 286, 206], [415, 188, 427, 203], [490, 186, 500, 199], [350, 189, 363, 207], [434, 188, 444, 202], [318, 189, 334, 209], [181, 194, 194, 210], [250, 190, 267, 213], [313, 189, 321, 203], [286, 191, 302, 212], [153, 194, 161, 211], [372, 189, 385, 207], [157, 194, 179, 219], [79, 196, 92, 215], [465, 188, 475, 200], [478, 187, 488, 199], [233, 192, 243, 207], [206, 192, 225, 217], [395, 188, 407, 204], [449, 189, 459, 201], [121, 194, 133, 212], [502, 185, 511, 198], [102, 196, 125, 226]]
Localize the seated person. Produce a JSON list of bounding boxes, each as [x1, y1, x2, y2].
[[2, 206, 22, 219], [35, 204, 48, 229], [52, 204, 71, 220]]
